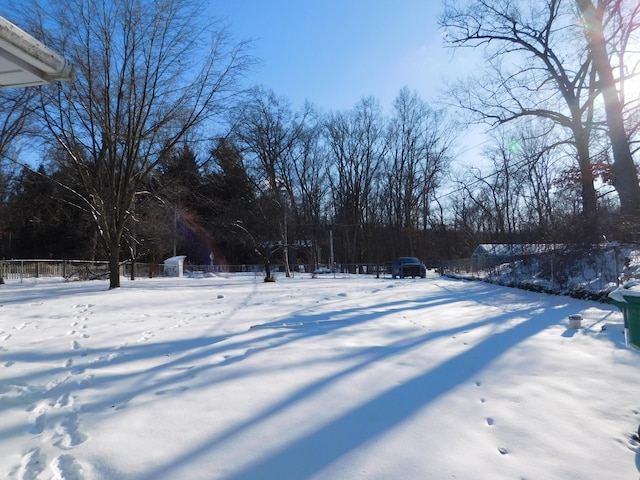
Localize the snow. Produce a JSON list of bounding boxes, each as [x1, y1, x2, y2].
[[1, 272, 639, 479], [610, 281, 640, 302]]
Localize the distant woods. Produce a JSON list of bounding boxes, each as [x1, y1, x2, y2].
[[0, 0, 639, 283]]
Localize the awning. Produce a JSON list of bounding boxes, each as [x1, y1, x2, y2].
[[0, 16, 74, 88]]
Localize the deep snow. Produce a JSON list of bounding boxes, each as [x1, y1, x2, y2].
[[1, 272, 639, 479]]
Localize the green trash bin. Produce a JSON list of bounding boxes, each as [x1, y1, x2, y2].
[[609, 284, 640, 350]]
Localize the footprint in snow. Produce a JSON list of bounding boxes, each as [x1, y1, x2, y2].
[[13, 447, 45, 480], [55, 392, 71, 408], [137, 331, 154, 343], [77, 374, 94, 388], [50, 454, 85, 480], [28, 402, 49, 434], [52, 412, 87, 449]]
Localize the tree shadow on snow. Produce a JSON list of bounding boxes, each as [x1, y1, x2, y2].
[[132, 280, 582, 480]]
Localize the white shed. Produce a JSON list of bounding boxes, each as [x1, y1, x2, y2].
[[164, 255, 187, 277]]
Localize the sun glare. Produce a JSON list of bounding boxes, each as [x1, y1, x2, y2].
[[620, 52, 640, 101]]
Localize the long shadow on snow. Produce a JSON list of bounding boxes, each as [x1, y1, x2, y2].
[[62, 288, 466, 414], [223, 299, 576, 480], [135, 281, 574, 480], [0, 281, 109, 305], [0, 286, 454, 438]]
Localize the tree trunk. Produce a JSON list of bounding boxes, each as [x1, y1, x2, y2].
[[109, 239, 121, 289], [576, 0, 640, 215], [130, 257, 136, 281], [264, 259, 272, 281], [575, 131, 599, 239], [579, 173, 600, 243]]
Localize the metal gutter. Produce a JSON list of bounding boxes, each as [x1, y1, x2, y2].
[[0, 15, 74, 87]]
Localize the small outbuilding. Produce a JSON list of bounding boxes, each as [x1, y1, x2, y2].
[[164, 255, 187, 277]]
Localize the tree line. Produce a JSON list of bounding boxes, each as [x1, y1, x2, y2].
[[0, 0, 639, 287]]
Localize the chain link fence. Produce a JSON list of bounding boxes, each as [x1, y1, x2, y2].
[[0, 260, 394, 282], [439, 243, 638, 301]]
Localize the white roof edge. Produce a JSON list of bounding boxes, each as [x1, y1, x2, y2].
[[0, 15, 74, 82]]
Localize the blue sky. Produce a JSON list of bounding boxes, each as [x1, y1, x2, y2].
[[209, 0, 476, 112]]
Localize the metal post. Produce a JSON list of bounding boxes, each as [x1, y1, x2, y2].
[[329, 225, 334, 271]]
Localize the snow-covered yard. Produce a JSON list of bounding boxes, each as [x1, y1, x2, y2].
[[1, 272, 639, 479]]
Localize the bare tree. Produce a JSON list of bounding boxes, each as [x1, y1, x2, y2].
[[515, 123, 566, 237], [0, 87, 37, 283], [20, 0, 251, 288], [384, 87, 453, 255], [440, 0, 603, 237], [288, 113, 330, 269], [234, 88, 311, 278], [456, 130, 529, 240], [575, 0, 640, 215], [324, 97, 389, 266], [441, 0, 640, 237]]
